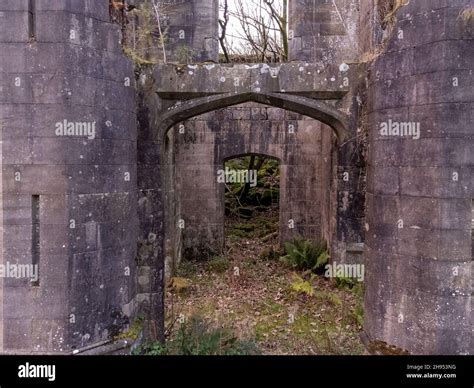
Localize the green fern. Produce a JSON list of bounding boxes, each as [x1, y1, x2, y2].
[[290, 274, 314, 296], [280, 238, 329, 272], [335, 275, 357, 289]]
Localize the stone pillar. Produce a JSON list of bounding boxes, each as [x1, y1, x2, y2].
[[288, 0, 360, 64], [0, 1, 137, 353], [161, 0, 219, 63], [136, 67, 166, 343], [365, 0, 473, 354]]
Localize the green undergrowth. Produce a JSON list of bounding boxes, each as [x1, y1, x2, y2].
[[136, 317, 260, 355], [280, 238, 329, 272]]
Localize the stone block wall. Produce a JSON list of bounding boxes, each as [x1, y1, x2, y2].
[[358, 0, 376, 54], [289, 0, 361, 64], [135, 66, 168, 341], [155, 0, 219, 63], [365, 0, 473, 354], [0, 0, 137, 353]]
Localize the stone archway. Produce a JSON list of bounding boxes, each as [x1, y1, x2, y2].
[[156, 91, 350, 145], [160, 98, 343, 278], [136, 62, 365, 344]]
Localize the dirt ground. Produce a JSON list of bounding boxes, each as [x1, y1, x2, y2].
[[164, 211, 366, 355]]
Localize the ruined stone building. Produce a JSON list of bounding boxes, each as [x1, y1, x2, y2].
[[0, 0, 472, 355]]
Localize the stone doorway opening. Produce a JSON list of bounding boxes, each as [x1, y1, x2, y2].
[[223, 154, 281, 264], [161, 101, 341, 280], [157, 101, 365, 355]]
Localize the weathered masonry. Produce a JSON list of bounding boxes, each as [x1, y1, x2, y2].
[[0, 0, 472, 355]]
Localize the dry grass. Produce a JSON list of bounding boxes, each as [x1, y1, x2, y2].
[[460, 7, 474, 22], [357, 46, 384, 64], [379, 0, 409, 29], [121, 1, 168, 65], [164, 215, 366, 355], [355, 0, 410, 65]]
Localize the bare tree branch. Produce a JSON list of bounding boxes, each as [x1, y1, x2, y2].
[[152, 0, 167, 63], [218, 0, 288, 63], [218, 0, 230, 62]]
